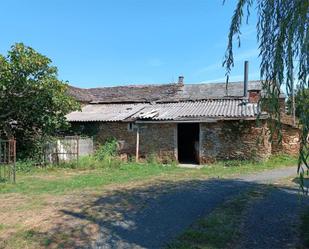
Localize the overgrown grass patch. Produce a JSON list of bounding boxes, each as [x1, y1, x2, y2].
[[0, 163, 182, 195], [167, 188, 267, 249], [0, 228, 42, 249], [0, 223, 6, 231], [0, 154, 298, 249], [202, 154, 297, 177], [0, 155, 297, 196]]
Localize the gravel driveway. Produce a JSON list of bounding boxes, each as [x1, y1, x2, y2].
[[84, 166, 307, 249]]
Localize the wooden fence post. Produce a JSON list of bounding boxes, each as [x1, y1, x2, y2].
[[76, 136, 80, 164], [136, 126, 139, 162], [11, 139, 16, 184]]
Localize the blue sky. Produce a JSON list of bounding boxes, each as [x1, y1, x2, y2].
[[0, 0, 260, 88]]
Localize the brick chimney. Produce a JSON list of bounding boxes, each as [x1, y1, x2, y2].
[[178, 76, 184, 85], [248, 89, 261, 103]]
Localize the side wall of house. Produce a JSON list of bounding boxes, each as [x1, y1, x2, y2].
[[70, 122, 176, 162], [71, 120, 296, 164], [96, 123, 137, 156], [70, 122, 136, 156], [271, 124, 300, 156], [95, 123, 177, 162], [200, 120, 272, 163], [139, 123, 176, 162]]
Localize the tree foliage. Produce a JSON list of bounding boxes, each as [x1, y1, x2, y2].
[[0, 43, 80, 159], [224, 0, 309, 190], [287, 88, 309, 119]]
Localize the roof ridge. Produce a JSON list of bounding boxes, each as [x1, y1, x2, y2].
[[69, 82, 180, 90], [68, 80, 262, 90]]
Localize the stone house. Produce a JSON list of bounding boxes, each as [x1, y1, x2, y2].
[[66, 76, 299, 164]]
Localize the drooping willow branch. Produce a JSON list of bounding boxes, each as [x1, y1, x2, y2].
[[224, 0, 309, 191]]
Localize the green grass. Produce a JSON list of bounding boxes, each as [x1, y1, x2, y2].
[[167, 188, 267, 249], [0, 155, 298, 249], [201, 154, 297, 176], [0, 228, 41, 249], [0, 223, 6, 231], [0, 154, 297, 196], [0, 163, 182, 195]]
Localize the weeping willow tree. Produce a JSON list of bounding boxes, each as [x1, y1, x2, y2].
[[224, 0, 309, 191]]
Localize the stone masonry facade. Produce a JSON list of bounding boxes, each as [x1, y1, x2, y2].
[[199, 120, 272, 163], [271, 124, 300, 156], [71, 122, 177, 162], [139, 123, 176, 162], [72, 120, 299, 164]]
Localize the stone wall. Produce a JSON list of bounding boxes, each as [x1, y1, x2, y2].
[[200, 120, 272, 163], [139, 123, 176, 162], [95, 122, 137, 156], [95, 122, 176, 161], [271, 124, 300, 156], [70, 119, 298, 164]]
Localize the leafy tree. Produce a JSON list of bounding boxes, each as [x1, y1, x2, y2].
[[224, 0, 308, 191], [0, 43, 80, 159], [287, 88, 309, 119]]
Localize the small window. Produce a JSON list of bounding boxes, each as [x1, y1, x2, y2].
[[127, 123, 134, 132]]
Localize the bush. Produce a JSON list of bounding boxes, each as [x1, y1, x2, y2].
[[14, 139, 122, 172], [146, 153, 160, 164], [15, 160, 37, 172], [95, 139, 118, 162], [53, 140, 121, 170]]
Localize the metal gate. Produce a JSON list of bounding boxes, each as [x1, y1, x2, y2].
[[0, 139, 16, 183]]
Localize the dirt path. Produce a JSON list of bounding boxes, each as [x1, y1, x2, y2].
[[238, 186, 307, 249], [88, 166, 307, 249]]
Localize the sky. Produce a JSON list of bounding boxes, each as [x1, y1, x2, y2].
[[0, 0, 261, 88]]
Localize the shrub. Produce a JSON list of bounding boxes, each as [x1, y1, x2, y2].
[[146, 153, 160, 164], [15, 160, 37, 172], [95, 139, 118, 162]]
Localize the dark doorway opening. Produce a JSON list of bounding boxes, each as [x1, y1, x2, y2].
[[177, 123, 200, 164]]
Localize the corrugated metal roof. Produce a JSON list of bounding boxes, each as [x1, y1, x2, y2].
[[66, 103, 147, 122], [133, 99, 260, 121], [66, 99, 263, 122]]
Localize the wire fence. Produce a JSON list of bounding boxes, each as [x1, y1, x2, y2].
[[0, 139, 16, 183]]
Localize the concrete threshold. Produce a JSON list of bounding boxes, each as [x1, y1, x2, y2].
[[178, 163, 203, 169]]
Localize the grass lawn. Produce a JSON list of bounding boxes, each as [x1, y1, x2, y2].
[[0, 155, 297, 195], [0, 155, 297, 248]]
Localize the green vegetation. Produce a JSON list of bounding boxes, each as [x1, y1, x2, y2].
[[0, 155, 298, 249], [167, 188, 267, 249], [0, 163, 179, 195], [94, 138, 118, 161], [225, 0, 309, 191], [287, 88, 309, 119], [0, 228, 41, 249], [0, 43, 79, 160], [0, 154, 296, 195]]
